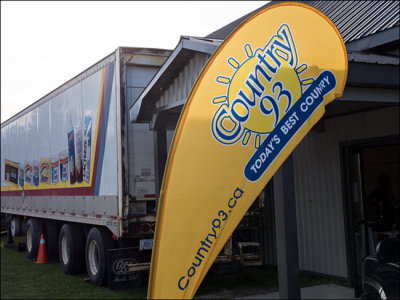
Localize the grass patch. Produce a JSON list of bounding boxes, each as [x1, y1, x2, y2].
[[1, 236, 146, 299], [1, 235, 344, 299]]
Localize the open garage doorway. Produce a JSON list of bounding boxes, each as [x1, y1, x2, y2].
[[342, 136, 400, 295]]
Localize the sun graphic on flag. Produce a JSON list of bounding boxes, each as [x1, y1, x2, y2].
[[211, 40, 315, 149]]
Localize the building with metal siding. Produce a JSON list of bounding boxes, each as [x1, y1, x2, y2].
[[130, 1, 399, 294], [156, 52, 210, 111], [292, 106, 399, 278]]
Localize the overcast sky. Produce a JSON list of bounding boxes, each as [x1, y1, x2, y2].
[[1, 1, 267, 122]]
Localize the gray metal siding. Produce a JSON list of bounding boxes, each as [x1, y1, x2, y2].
[[156, 53, 210, 109], [290, 105, 399, 277], [262, 183, 278, 266]]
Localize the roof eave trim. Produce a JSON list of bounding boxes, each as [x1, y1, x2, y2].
[[346, 26, 399, 52], [181, 38, 219, 55]]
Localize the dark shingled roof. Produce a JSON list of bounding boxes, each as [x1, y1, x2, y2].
[[207, 1, 399, 45], [302, 0, 399, 43]]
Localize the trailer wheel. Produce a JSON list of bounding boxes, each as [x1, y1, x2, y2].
[[59, 223, 85, 274], [43, 221, 58, 257], [10, 216, 21, 237], [86, 227, 115, 286], [25, 218, 43, 259]]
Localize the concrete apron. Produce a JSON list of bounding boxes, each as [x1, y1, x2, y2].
[[237, 284, 359, 299]]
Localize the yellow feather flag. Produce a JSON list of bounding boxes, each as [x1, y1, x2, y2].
[[148, 2, 348, 299]]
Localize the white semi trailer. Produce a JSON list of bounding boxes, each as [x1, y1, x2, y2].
[[1, 47, 172, 286], [1, 46, 263, 288]]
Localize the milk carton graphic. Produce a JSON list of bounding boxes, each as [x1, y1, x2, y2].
[[24, 162, 33, 185], [67, 117, 76, 185], [83, 116, 92, 183], [59, 150, 69, 183], [33, 160, 39, 186], [51, 155, 59, 185], [39, 158, 50, 184], [75, 121, 83, 184]]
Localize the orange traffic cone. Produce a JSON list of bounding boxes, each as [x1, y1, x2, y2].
[[36, 233, 48, 263]]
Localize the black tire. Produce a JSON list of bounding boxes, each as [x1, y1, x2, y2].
[[25, 218, 43, 259], [85, 227, 116, 286], [58, 223, 85, 274], [10, 216, 21, 237], [43, 221, 58, 257], [361, 285, 381, 300]]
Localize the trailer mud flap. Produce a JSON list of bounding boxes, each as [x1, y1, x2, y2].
[[107, 247, 143, 290]]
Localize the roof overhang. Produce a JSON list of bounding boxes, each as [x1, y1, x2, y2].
[[129, 36, 222, 123], [347, 51, 399, 88], [324, 51, 399, 119], [130, 43, 399, 124], [346, 26, 400, 52]]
